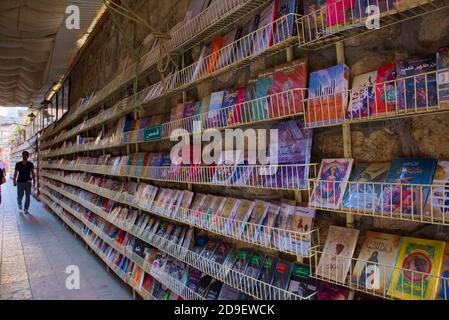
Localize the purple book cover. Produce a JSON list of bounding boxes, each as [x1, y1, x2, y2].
[[437, 47, 449, 102], [396, 55, 437, 110]]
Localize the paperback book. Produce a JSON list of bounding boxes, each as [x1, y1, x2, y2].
[[437, 47, 449, 105], [316, 225, 360, 283], [396, 55, 438, 110], [347, 71, 377, 119], [378, 158, 437, 215], [437, 243, 449, 300], [318, 282, 352, 300], [272, 259, 293, 290], [309, 158, 354, 209], [252, 1, 277, 56], [375, 63, 398, 114], [342, 162, 390, 210], [352, 231, 401, 295], [424, 160, 449, 221], [288, 264, 318, 299], [307, 64, 350, 126], [388, 237, 445, 300]]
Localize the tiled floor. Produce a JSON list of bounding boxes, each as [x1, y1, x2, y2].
[[0, 181, 132, 300]]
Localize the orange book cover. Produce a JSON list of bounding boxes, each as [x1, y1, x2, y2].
[[207, 36, 224, 74]]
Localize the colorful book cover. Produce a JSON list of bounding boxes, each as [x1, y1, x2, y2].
[[437, 47, 449, 104], [210, 242, 231, 265], [309, 158, 354, 209], [316, 225, 360, 283], [234, 15, 260, 60], [302, 0, 326, 41], [318, 282, 352, 300], [264, 118, 313, 189], [273, 0, 298, 44], [258, 203, 281, 246], [387, 237, 445, 300], [252, 1, 276, 56], [347, 71, 377, 119], [273, 199, 296, 248], [206, 279, 223, 300], [288, 264, 318, 299], [212, 198, 240, 228], [220, 89, 238, 126], [375, 63, 397, 114], [217, 285, 241, 300], [191, 46, 210, 82], [325, 0, 356, 32], [227, 87, 247, 125], [245, 200, 270, 241], [258, 256, 278, 284], [378, 158, 437, 215], [272, 259, 293, 289], [217, 29, 238, 69], [424, 161, 449, 221], [253, 75, 272, 121], [437, 243, 449, 300], [244, 252, 265, 279], [212, 149, 246, 185], [269, 61, 308, 117], [284, 206, 316, 255], [342, 162, 390, 210], [226, 199, 255, 236], [396, 55, 438, 110], [352, 231, 401, 294], [187, 268, 203, 292], [207, 35, 224, 73], [306, 64, 350, 126], [354, 0, 397, 19], [233, 248, 253, 273], [200, 239, 218, 260], [207, 91, 225, 128]]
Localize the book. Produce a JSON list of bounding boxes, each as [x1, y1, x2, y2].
[[268, 61, 308, 117], [306, 64, 350, 126], [191, 46, 210, 82], [220, 89, 238, 126], [210, 242, 231, 264], [226, 199, 256, 236], [186, 268, 203, 292], [437, 243, 449, 300], [318, 282, 352, 300], [252, 1, 276, 56], [233, 248, 253, 273], [272, 259, 293, 290], [212, 198, 240, 230], [316, 225, 360, 283], [284, 206, 316, 255], [342, 162, 390, 210], [217, 284, 241, 300], [227, 87, 247, 125], [302, 0, 326, 41], [396, 55, 438, 110], [378, 158, 437, 215], [347, 71, 377, 120], [273, 200, 296, 249], [234, 15, 260, 60], [197, 274, 213, 297], [352, 231, 401, 294], [217, 29, 238, 69], [388, 237, 445, 300], [375, 63, 398, 114], [258, 203, 281, 246], [424, 161, 449, 221], [309, 158, 354, 209], [207, 35, 224, 73], [288, 264, 318, 299], [206, 279, 223, 300], [325, 0, 356, 32], [212, 149, 246, 185], [265, 119, 313, 189], [184, 0, 210, 23], [437, 47, 449, 105], [244, 252, 265, 279], [207, 91, 225, 128], [273, 0, 298, 44], [191, 236, 208, 256], [200, 239, 218, 260], [245, 200, 270, 241], [253, 74, 273, 121]]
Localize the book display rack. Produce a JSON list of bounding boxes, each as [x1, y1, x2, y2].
[[38, 0, 449, 300]]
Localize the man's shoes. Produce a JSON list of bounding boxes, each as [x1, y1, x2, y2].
[[18, 204, 22, 212], [24, 210, 29, 215]]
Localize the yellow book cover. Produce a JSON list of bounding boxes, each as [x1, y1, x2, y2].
[[387, 237, 445, 300], [436, 243, 449, 300]]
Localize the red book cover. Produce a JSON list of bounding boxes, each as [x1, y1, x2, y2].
[[207, 36, 224, 73], [228, 87, 247, 125], [375, 63, 397, 114]]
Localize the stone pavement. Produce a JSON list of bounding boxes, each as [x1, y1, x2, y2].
[[0, 181, 132, 300]]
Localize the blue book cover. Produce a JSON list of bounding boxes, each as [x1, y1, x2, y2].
[[437, 47, 449, 103], [253, 76, 273, 121], [354, 0, 397, 20], [208, 91, 225, 128], [379, 158, 437, 215], [221, 89, 238, 125], [273, 0, 298, 44], [396, 55, 437, 110]]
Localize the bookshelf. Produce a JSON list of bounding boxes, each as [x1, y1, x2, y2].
[[38, 0, 449, 301]]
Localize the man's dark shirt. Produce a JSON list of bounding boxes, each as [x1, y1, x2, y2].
[[15, 161, 34, 183]]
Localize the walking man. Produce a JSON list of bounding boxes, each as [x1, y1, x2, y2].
[[13, 151, 36, 214]]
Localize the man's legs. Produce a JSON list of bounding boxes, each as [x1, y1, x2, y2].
[[24, 182, 31, 213], [17, 182, 24, 210]]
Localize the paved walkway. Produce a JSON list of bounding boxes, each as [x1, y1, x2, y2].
[[0, 181, 132, 300]]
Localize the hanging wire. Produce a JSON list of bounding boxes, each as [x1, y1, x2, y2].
[[102, 0, 176, 110]]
